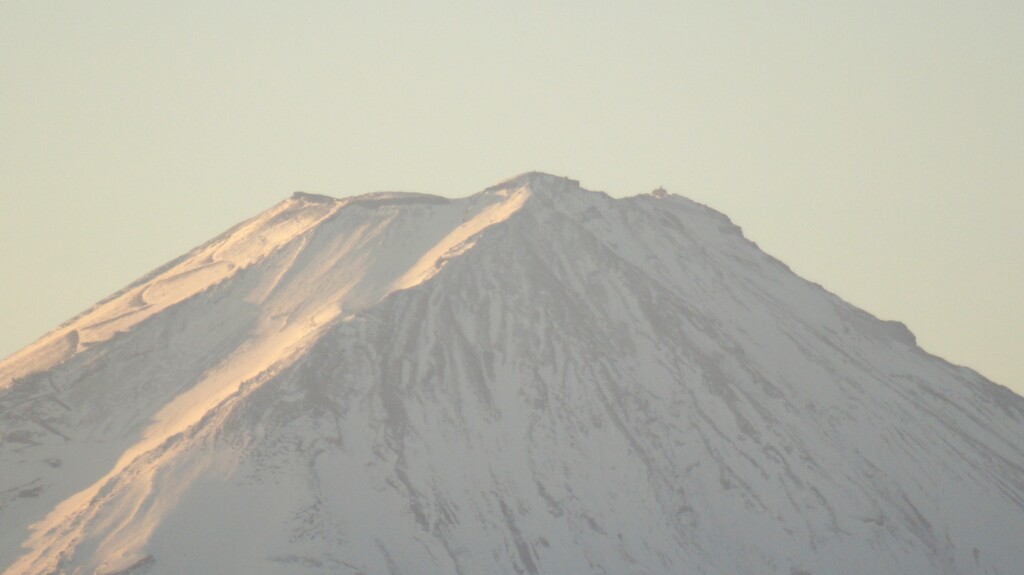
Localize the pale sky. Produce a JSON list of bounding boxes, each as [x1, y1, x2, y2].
[[1, 2, 1021, 394]]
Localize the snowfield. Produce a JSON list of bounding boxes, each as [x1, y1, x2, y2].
[[2, 172, 1023, 574]]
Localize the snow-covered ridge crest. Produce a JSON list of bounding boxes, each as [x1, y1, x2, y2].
[[1, 187, 472, 388], [0, 175, 546, 573], [2, 173, 1023, 575], [0, 194, 337, 387]]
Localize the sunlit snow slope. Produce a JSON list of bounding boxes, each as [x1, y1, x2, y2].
[[2, 173, 1022, 575]]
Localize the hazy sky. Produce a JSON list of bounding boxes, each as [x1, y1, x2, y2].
[[2, 2, 1021, 394]]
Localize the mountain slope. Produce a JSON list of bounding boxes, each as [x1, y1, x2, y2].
[[2, 173, 1022, 574]]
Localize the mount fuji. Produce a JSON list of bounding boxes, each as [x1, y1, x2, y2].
[[1, 172, 1022, 574]]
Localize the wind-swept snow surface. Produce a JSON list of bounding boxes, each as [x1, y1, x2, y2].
[[2, 173, 1023, 574]]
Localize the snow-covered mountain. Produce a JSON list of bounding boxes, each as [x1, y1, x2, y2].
[[2, 172, 1022, 575]]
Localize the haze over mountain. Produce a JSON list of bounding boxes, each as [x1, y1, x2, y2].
[[2, 173, 1022, 574]]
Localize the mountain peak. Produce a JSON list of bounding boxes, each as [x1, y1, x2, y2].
[[2, 173, 1023, 575], [484, 171, 581, 193]]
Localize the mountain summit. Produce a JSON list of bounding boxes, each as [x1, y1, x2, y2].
[[2, 173, 1022, 574]]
